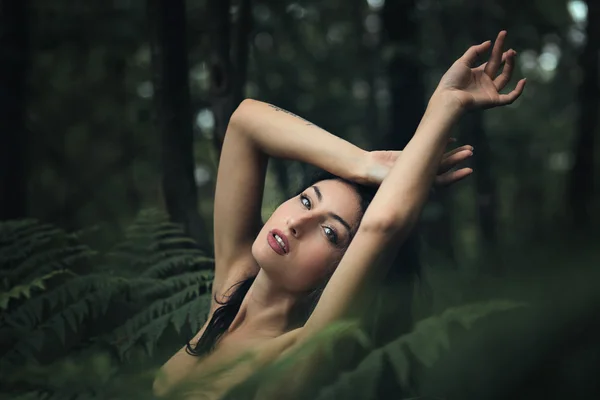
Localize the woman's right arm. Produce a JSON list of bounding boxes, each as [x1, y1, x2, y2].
[[213, 100, 372, 292], [156, 102, 375, 397], [228, 100, 370, 180]]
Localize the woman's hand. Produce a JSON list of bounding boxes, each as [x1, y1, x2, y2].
[[434, 30, 526, 110], [365, 142, 474, 187]]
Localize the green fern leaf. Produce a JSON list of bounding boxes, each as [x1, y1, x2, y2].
[[0, 226, 66, 268], [0, 219, 48, 244], [49, 314, 67, 345], [310, 300, 526, 399], [111, 287, 211, 358], [137, 249, 212, 269], [4, 282, 127, 358], [140, 254, 211, 278], [141, 270, 213, 299], [0, 270, 73, 310], [11, 245, 95, 284], [188, 293, 212, 333], [4, 275, 122, 329]]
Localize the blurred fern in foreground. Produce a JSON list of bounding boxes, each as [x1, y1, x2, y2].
[[0, 210, 214, 399]]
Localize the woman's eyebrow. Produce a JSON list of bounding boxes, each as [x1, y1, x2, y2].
[[311, 185, 352, 235], [311, 185, 323, 202], [329, 213, 352, 235]]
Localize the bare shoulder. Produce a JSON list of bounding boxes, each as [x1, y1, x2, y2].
[[257, 328, 304, 361]]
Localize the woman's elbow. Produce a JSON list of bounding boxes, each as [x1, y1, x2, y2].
[[359, 212, 417, 237], [230, 98, 259, 127]]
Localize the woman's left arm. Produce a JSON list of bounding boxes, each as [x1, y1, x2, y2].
[[295, 27, 524, 359], [301, 31, 525, 338]]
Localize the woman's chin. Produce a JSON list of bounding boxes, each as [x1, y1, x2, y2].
[[251, 241, 278, 270]]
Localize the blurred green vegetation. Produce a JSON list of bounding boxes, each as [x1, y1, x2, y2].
[[0, 0, 599, 398]]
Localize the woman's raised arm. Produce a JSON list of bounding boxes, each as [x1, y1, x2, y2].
[[212, 100, 371, 295], [299, 31, 525, 340]]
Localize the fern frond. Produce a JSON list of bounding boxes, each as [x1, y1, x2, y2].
[[111, 284, 211, 358], [140, 270, 213, 299], [0, 225, 67, 269], [128, 247, 206, 266], [140, 254, 214, 278], [0, 270, 74, 310], [312, 300, 526, 399], [2, 245, 95, 286], [0, 219, 46, 243], [2, 280, 129, 362], [3, 275, 125, 330]]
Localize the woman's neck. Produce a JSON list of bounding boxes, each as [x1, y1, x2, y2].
[[228, 269, 298, 337]]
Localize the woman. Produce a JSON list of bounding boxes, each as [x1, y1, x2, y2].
[[154, 31, 525, 399]]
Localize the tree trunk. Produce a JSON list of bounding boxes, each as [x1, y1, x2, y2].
[[463, 110, 498, 244], [147, 0, 210, 252], [207, 0, 232, 155], [379, 0, 425, 335], [233, 0, 251, 108], [0, 0, 29, 220], [382, 0, 457, 267], [208, 0, 252, 155], [568, 0, 599, 228]]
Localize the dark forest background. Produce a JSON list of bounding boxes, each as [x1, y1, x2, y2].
[[0, 0, 599, 399]]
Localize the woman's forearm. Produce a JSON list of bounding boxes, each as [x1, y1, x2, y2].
[[228, 99, 369, 183], [363, 92, 464, 230]]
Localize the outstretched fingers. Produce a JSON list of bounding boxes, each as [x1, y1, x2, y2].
[[460, 40, 492, 67], [439, 146, 474, 174], [497, 78, 527, 105], [494, 49, 517, 91], [484, 31, 507, 78], [443, 144, 473, 159], [435, 168, 473, 187], [475, 49, 511, 72]]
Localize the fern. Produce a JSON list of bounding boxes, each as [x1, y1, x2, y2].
[[0, 210, 215, 396], [140, 270, 213, 299], [1, 275, 129, 364], [140, 253, 213, 278], [222, 300, 526, 400], [3, 274, 125, 330], [1, 245, 95, 285], [0, 219, 52, 245], [0, 269, 74, 310], [2, 351, 155, 400], [312, 300, 526, 399], [110, 278, 212, 358], [0, 224, 69, 270]]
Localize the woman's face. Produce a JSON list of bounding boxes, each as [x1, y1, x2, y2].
[[252, 179, 363, 293]]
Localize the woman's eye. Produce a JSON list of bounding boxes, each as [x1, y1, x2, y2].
[[323, 226, 338, 244], [300, 195, 311, 209]]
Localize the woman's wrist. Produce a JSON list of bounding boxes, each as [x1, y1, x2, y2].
[[428, 89, 467, 119], [341, 149, 372, 186], [358, 152, 391, 186]]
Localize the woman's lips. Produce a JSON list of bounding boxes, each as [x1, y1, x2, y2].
[[267, 229, 289, 255]]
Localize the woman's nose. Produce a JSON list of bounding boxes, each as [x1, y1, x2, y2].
[[287, 213, 314, 237]]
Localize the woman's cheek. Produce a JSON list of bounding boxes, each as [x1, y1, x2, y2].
[[306, 244, 337, 277]]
